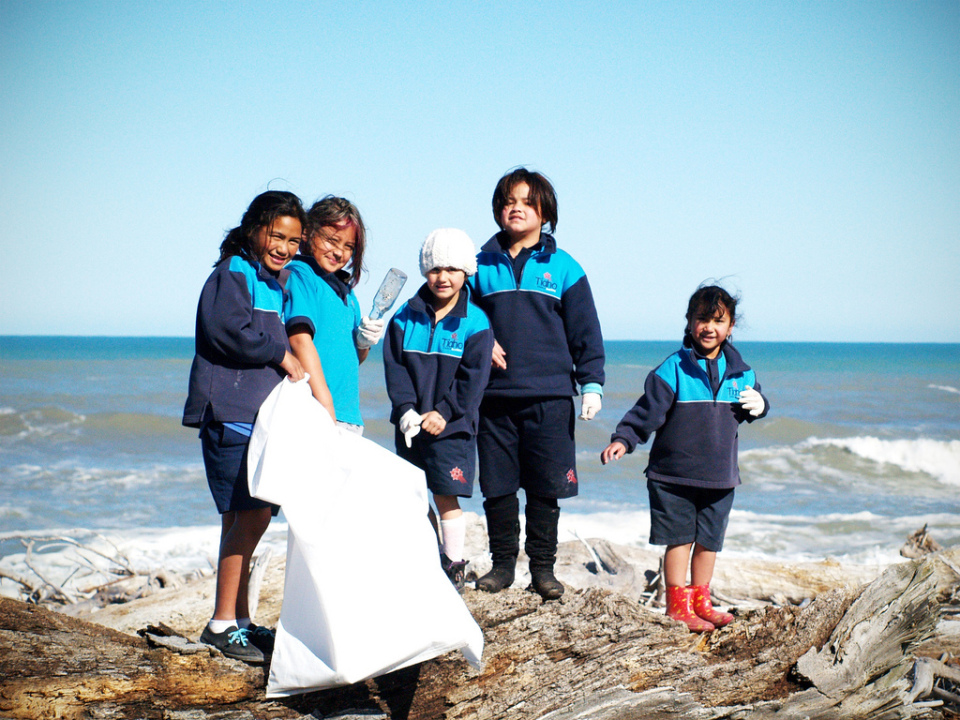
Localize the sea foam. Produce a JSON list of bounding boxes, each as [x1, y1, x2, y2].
[[805, 437, 960, 486]]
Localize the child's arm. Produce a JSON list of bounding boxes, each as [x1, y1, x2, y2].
[[609, 369, 675, 454], [199, 265, 288, 368], [431, 326, 495, 431], [382, 314, 420, 425], [279, 350, 305, 381], [559, 272, 605, 401], [287, 328, 336, 421]]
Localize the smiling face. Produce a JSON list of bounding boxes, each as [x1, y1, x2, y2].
[[498, 182, 543, 243], [687, 304, 734, 359], [308, 221, 356, 274], [255, 215, 302, 273], [425, 267, 466, 306]]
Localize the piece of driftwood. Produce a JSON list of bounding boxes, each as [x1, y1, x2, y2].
[[0, 597, 264, 720], [903, 525, 944, 560], [2, 549, 957, 720]]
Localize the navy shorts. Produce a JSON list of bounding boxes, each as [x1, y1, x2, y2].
[[200, 422, 279, 515], [397, 431, 475, 498], [647, 480, 734, 552], [477, 396, 578, 500]]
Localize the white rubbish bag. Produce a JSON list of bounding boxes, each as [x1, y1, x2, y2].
[[247, 377, 483, 697]]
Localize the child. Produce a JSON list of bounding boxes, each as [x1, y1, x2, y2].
[[469, 168, 605, 600], [601, 285, 769, 632], [182, 190, 307, 662], [285, 196, 384, 432], [383, 228, 494, 589]]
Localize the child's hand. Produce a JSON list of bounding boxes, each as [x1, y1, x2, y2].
[[280, 351, 306, 381], [600, 441, 626, 465], [355, 316, 386, 350], [420, 411, 447, 435], [399, 409, 423, 448], [491, 340, 507, 369], [579, 392, 602, 420], [738, 386, 765, 417]]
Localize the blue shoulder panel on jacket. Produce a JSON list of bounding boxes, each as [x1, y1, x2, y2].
[[518, 249, 585, 297], [229, 256, 284, 316]]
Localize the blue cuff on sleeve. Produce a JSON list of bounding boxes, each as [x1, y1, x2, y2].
[[581, 383, 603, 397]]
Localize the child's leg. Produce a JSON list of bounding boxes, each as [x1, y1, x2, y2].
[[663, 543, 693, 587], [213, 507, 272, 621], [690, 543, 717, 587], [688, 486, 736, 628], [476, 398, 522, 593], [435, 494, 465, 561], [524, 493, 564, 599], [663, 542, 716, 632]]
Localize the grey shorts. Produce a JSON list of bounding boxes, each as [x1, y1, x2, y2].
[[647, 479, 735, 552]]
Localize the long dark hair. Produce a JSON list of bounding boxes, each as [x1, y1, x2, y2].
[[216, 191, 306, 267], [304, 196, 367, 288]]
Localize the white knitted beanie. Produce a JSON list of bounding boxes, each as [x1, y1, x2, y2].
[[419, 228, 478, 277]]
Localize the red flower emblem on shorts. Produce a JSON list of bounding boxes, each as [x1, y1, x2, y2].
[[450, 467, 466, 483], [566, 468, 577, 484]]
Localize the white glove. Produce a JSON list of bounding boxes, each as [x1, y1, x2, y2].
[[355, 316, 386, 350], [579, 392, 602, 421], [399, 409, 423, 448], [738, 386, 765, 417]]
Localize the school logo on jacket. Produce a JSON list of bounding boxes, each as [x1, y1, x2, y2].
[[441, 332, 464, 352], [450, 467, 466, 484], [723, 379, 741, 402], [536, 271, 558, 292], [566, 468, 577, 485]]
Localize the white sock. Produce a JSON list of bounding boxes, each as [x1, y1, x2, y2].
[[208, 618, 236, 633], [440, 516, 466, 562]]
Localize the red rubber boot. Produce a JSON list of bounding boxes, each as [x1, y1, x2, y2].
[[666, 585, 715, 633], [689, 584, 733, 628]]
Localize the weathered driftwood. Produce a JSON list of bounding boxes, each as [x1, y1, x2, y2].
[[902, 525, 944, 560], [2, 549, 956, 720], [0, 597, 264, 720], [0, 530, 190, 612]]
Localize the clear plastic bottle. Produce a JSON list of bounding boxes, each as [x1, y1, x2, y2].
[[369, 268, 408, 320]]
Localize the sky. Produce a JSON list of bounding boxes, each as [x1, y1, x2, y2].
[[1, 1, 958, 342]]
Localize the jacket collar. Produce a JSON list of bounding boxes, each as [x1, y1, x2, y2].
[[408, 282, 471, 320], [681, 337, 751, 375], [295, 255, 350, 302], [481, 231, 557, 255]]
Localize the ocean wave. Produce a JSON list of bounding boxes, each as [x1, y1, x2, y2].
[[0, 406, 85, 439], [804, 437, 960, 486]]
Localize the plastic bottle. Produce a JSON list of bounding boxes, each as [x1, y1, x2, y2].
[[369, 268, 408, 320]]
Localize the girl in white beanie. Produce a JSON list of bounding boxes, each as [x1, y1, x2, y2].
[[383, 229, 493, 589]]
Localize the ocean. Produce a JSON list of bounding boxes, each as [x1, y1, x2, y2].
[[1, 337, 958, 595]]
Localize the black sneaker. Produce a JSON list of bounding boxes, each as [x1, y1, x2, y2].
[[440, 554, 468, 592], [199, 625, 265, 664], [246, 624, 275, 655]]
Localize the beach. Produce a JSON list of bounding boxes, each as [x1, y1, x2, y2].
[[1, 337, 958, 597]]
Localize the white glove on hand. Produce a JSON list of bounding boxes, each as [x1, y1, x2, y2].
[[355, 316, 386, 350], [399, 409, 423, 448], [579, 392, 602, 421], [739, 386, 765, 417]]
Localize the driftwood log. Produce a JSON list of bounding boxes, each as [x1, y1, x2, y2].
[[2, 547, 958, 720]]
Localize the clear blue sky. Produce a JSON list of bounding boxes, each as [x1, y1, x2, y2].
[[2, 1, 957, 342]]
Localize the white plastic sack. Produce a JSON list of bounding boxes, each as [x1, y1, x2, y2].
[[247, 377, 483, 697]]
